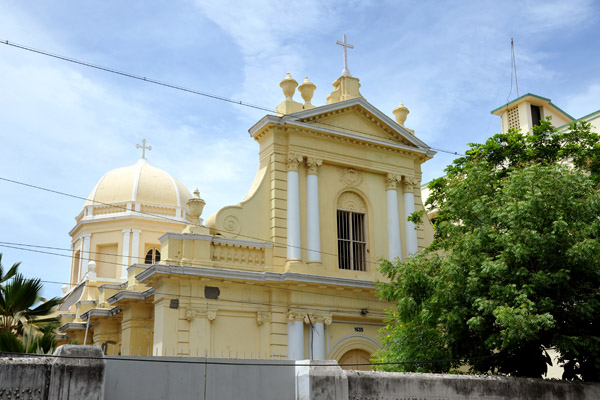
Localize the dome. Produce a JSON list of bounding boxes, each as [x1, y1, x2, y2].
[[84, 159, 192, 210]]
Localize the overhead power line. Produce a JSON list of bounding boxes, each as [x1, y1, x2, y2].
[[0, 175, 406, 270], [1, 39, 465, 157], [0, 241, 391, 307]]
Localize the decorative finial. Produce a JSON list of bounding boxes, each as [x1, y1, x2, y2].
[[336, 34, 354, 77], [187, 189, 206, 225], [393, 103, 410, 127], [136, 139, 152, 159], [280, 73, 298, 100], [298, 76, 316, 109]]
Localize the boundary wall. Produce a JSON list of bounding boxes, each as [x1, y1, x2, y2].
[[2, 348, 600, 399]]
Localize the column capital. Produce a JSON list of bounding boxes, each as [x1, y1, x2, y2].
[[287, 153, 304, 171], [403, 175, 419, 191], [256, 311, 271, 326], [131, 229, 142, 235], [303, 313, 333, 325], [287, 311, 305, 322], [306, 158, 323, 175], [122, 229, 132, 234], [81, 233, 92, 239], [385, 173, 401, 190]]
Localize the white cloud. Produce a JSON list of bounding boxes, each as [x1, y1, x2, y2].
[[565, 83, 600, 118]]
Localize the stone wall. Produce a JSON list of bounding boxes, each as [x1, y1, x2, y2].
[[344, 370, 600, 400], [0, 345, 105, 400]]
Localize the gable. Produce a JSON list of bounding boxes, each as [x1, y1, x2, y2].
[[285, 98, 430, 151]]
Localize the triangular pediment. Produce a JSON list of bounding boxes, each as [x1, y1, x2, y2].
[[283, 97, 431, 151]]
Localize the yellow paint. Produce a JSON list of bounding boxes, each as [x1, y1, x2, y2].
[[58, 70, 436, 367]]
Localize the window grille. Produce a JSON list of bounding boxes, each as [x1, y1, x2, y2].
[[507, 106, 520, 130], [145, 248, 161, 264], [337, 210, 366, 271]]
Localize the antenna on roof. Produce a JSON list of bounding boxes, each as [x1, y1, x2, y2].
[[511, 38, 520, 98]]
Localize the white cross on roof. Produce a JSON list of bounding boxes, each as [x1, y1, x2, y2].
[[336, 34, 354, 77], [136, 139, 152, 159]]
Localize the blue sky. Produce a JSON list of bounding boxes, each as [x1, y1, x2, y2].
[[1, 0, 599, 298]]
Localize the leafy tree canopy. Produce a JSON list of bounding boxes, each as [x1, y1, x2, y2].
[[375, 120, 600, 381]]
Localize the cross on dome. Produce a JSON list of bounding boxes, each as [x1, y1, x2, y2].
[[136, 139, 152, 159], [336, 34, 354, 77]]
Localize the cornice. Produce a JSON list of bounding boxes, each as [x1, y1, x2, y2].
[[136, 264, 377, 289], [69, 211, 188, 237], [287, 123, 434, 160], [58, 322, 87, 332], [158, 232, 273, 249], [107, 288, 155, 305], [80, 306, 122, 321]]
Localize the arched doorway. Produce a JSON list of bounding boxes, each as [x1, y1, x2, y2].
[[338, 349, 372, 371]]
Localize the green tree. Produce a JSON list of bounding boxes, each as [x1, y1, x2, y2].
[[0, 254, 62, 353], [375, 120, 600, 381]]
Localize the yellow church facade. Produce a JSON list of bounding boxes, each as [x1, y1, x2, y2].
[[57, 69, 436, 365]]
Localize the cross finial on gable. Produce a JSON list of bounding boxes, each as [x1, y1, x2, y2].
[[336, 34, 354, 77], [136, 139, 152, 159]]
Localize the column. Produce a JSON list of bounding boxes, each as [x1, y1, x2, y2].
[[287, 154, 303, 261], [306, 158, 322, 263], [403, 177, 419, 257], [121, 229, 131, 279], [80, 233, 92, 279], [287, 312, 304, 360], [386, 174, 402, 261], [131, 229, 142, 265]]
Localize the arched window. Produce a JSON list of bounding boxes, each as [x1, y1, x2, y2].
[[336, 192, 367, 271], [145, 248, 161, 264]]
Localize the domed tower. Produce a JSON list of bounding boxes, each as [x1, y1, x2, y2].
[[62, 153, 192, 310]]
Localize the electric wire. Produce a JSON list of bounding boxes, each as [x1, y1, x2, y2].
[[1, 39, 465, 157], [0, 175, 407, 270], [0, 242, 392, 310]]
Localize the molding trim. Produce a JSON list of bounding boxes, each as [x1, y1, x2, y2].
[[107, 288, 155, 305], [136, 264, 377, 289]]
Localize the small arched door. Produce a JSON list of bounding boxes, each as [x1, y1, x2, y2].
[[338, 349, 372, 371]]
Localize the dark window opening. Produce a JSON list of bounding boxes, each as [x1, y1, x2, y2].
[[531, 105, 541, 126], [337, 210, 366, 271], [145, 248, 161, 264]]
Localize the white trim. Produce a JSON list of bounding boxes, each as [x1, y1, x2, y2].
[[287, 170, 301, 260], [131, 159, 146, 202], [387, 188, 402, 261], [69, 209, 189, 235], [327, 334, 381, 356], [249, 97, 434, 154], [121, 229, 131, 279], [167, 174, 182, 208], [136, 264, 377, 289], [306, 174, 321, 263], [131, 229, 141, 265]]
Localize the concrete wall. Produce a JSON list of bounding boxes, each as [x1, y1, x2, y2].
[[0, 345, 105, 400], [104, 356, 296, 400], [344, 370, 600, 400], [3, 349, 600, 400]]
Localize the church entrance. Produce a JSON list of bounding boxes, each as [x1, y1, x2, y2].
[[338, 349, 372, 371]]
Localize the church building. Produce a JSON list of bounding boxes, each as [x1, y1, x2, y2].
[[57, 45, 436, 366]]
